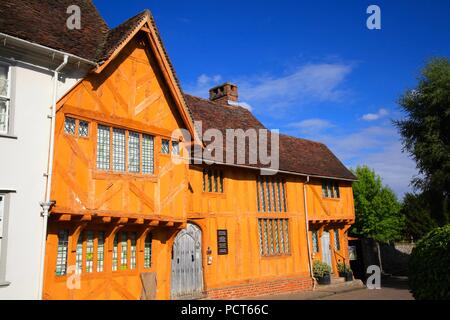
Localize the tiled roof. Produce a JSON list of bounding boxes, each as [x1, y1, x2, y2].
[[185, 94, 356, 180], [0, 0, 109, 61], [0, 0, 148, 63]]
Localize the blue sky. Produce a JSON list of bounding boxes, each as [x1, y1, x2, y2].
[[93, 0, 450, 198]]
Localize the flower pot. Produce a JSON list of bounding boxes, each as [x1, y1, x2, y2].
[[345, 271, 353, 282], [316, 274, 331, 285], [338, 271, 346, 277]]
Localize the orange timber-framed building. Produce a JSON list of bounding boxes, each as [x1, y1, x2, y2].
[[17, 2, 358, 300]]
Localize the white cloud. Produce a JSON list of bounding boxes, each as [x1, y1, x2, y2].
[[238, 63, 352, 110], [318, 125, 417, 197], [185, 74, 223, 97], [362, 108, 389, 121], [287, 118, 333, 135], [184, 62, 353, 115]]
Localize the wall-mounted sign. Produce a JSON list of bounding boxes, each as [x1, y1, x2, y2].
[[217, 230, 228, 255]]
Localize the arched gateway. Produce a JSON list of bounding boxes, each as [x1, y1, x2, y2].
[[170, 223, 204, 299]]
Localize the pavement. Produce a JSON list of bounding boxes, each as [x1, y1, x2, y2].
[[241, 276, 414, 300]]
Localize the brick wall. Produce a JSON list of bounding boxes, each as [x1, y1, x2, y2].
[[206, 276, 313, 299]]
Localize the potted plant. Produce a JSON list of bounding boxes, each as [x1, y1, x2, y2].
[[337, 262, 353, 281], [313, 260, 331, 285]]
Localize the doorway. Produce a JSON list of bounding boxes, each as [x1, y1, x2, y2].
[[170, 223, 204, 299]]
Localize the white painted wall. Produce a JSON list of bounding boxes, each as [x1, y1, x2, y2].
[[0, 61, 80, 299]]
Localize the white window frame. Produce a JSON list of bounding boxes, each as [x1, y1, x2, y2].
[[0, 63, 12, 135]]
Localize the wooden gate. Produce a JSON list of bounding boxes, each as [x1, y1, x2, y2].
[[170, 223, 204, 299]]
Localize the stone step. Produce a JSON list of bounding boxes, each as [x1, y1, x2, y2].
[[316, 279, 365, 293], [331, 276, 346, 284]]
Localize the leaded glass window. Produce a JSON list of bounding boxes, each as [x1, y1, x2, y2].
[[144, 233, 152, 269], [258, 218, 290, 256], [334, 183, 340, 198], [263, 219, 269, 255], [334, 229, 341, 251], [267, 219, 274, 254], [266, 178, 272, 212], [142, 134, 154, 174], [281, 181, 287, 212], [213, 171, 218, 192], [86, 231, 94, 273], [260, 179, 266, 212], [55, 230, 69, 276], [97, 125, 110, 170], [279, 220, 285, 253], [202, 169, 224, 193], [172, 140, 180, 155], [257, 177, 287, 212], [273, 219, 279, 254], [112, 128, 125, 172], [78, 120, 89, 137], [128, 132, 140, 173], [322, 180, 340, 198], [277, 181, 282, 212], [257, 220, 263, 255], [284, 219, 290, 253], [130, 232, 137, 270], [120, 232, 128, 270], [112, 234, 118, 271], [207, 170, 212, 192], [312, 230, 319, 253], [0, 65, 9, 134], [97, 232, 105, 272], [76, 232, 83, 274], [272, 181, 277, 212], [64, 117, 76, 135], [161, 139, 170, 154], [256, 181, 261, 212]]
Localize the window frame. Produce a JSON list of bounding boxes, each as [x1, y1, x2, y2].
[[63, 116, 90, 139], [322, 180, 341, 199], [95, 122, 156, 177], [0, 63, 12, 136], [257, 176, 287, 213], [257, 218, 291, 257], [202, 168, 225, 194]]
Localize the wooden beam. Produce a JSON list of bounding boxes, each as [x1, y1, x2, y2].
[[136, 218, 144, 225], [149, 220, 159, 227], [58, 214, 72, 221], [118, 218, 128, 225], [81, 214, 92, 221], [101, 216, 112, 223]]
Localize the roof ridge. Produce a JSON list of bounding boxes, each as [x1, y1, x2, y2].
[[279, 133, 325, 146], [184, 93, 255, 113]]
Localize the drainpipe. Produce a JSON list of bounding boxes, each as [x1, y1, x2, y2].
[[38, 54, 69, 300], [303, 176, 315, 288]]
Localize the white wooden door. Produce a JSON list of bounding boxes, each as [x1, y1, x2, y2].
[[171, 223, 204, 299]]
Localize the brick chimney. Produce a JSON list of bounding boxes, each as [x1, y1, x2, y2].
[[209, 83, 238, 105]]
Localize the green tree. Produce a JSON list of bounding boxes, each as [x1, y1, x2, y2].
[[401, 192, 438, 240], [351, 165, 404, 243], [394, 57, 450, 226]]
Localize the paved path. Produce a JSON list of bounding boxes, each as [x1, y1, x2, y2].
[[242, 276, 414, 300]]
